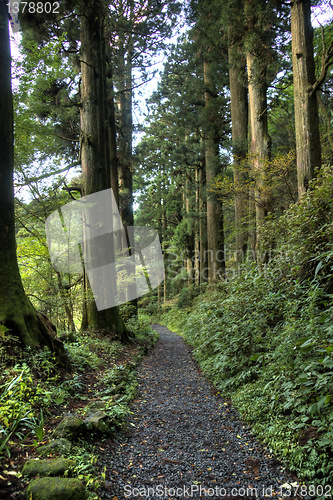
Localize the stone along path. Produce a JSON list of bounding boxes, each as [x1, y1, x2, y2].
[[99, 324, 301, 499]]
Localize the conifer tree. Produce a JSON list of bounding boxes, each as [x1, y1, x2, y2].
[[291, 0, 321, 197], [0, 0, 70, 368]]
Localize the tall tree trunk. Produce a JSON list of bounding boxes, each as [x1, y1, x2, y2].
[[157, 180, 163, 305], [106, 54, 119, 206], [229, 47, 249, 264], [56, 272, 76, 335], [199, 143, 208, 282], [162, 185, 167, 302], [246, 52, 272, 257], [194, 166, 201, 285], [118, 40, 134, 232], [80, 0, 127, 340], [291, 0, 321, 198], [203, 58, 225, 282], [0, 2, 69, 368], [183, 167, 194, 285], [116, 34, 137, 313]]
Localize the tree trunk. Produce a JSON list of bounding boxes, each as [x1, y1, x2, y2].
[[291, 0, 321, 198], [246, 51, 272, 257], [162, 187, 167, 302], [117, 40, 134, 232], [183, 167, 194, 285], [198, 146, 208, 282], [203, 59, 225, 282], [56, 272, 76, 335], [116, 35, 137, 313], [0, 2, 69, 369], [228, 46, 249, 264], [194, 166, 201, 285], [80, 0, 128, 340], [106, 52, 119, 206]]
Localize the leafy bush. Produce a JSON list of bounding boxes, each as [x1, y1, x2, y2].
[[126, 313, 158, 343], [159, 167, 333, 488], [176, 284, 202, 308], [0, 367, 44, 456]]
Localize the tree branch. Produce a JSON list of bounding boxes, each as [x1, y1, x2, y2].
[[15, 162, 81, 187], [309, 26, 333, 97]]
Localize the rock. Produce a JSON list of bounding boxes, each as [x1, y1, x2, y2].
[[36, 439, 72, 456], [84, 410, 110, 434], [26, 477, 86, 500], [53, 414, 84, 440], [22, 458, 75, 477]]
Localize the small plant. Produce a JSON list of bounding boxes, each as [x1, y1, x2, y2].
[[66, 340, 102, 372], [0, 369, 36, 456], [30, 409, 44, 444]]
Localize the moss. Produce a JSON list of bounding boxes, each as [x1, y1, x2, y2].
[[22, 458, 75, 477], [36, 439, 72, 457], [26, 477, 86, 500], [53, 415, 84, 440]]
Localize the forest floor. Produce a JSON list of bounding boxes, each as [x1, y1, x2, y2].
[[0, 335, 140, 499], [97, 324, 304, 500]]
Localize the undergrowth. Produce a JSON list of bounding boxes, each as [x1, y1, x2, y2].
[[0, 313, 157, 498], [156, 166, 333, 490]]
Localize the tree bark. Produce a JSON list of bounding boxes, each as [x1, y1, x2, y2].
[[116, 33, 137, 313], [228, 46, 249, 263], [184, 166, 194, 285], [56, 272, 76, 335], [291, 0, 321, 198], [194, 166, 201, 285], [80, 0, 128, 340], [246, 51, 272, 256], [203, 58, 225, 282], [0, 1, 69, 369]]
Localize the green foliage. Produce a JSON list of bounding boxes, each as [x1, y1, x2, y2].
[[126, 313, 159, 343], [64, 444, 102, 497], [0, 366, 49, 456], [159, 168, 333, 487], [66, 341, 103, 373], [176, 284, 202, 308]]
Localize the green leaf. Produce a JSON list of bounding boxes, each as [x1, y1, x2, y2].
[[250, 353, 262, 362], [314, 260, 323, 277], [317, 396, 328, 412]]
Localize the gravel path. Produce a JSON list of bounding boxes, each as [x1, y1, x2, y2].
[[99, 324, 301, 499]]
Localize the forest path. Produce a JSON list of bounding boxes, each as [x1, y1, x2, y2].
[[99, 324, 299, 499]]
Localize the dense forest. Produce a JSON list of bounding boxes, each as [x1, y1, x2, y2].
[[1, 0, 333, 498]]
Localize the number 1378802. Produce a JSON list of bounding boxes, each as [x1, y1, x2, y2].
[[7, 2, 60, 15]]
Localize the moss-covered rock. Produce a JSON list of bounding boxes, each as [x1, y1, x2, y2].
[[84, 410, 110, 434], [36, 439, 72, 456], [22, 458, 75, 477], [53, 414, 84, 440], [26, 477, 86, 500]]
